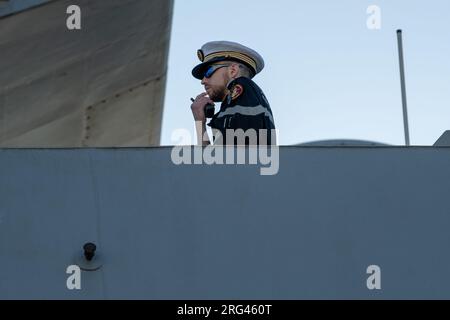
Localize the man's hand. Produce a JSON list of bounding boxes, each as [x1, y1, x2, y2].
[[191, 93, 215, 123]]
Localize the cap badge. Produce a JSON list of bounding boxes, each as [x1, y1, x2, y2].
[[197, 49, 205, 62]]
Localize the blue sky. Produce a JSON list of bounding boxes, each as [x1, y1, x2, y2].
[[161, 0, 450, 146]]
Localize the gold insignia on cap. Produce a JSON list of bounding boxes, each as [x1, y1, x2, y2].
[[197, 49, 205, 62], [204, 51, 257, 74]]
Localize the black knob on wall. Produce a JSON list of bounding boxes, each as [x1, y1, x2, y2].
[[83, 242, 97, 261]]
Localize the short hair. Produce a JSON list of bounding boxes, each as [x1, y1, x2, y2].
[[225, 61, 254, 78], [237, 63, 254, 78]]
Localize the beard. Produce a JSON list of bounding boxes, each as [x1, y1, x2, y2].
[[208, 87, 227, 102]]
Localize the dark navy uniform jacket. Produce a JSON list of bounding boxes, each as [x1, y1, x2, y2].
[[207, 77, 276, 145]]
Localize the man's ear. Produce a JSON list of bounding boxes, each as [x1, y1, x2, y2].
[[229, 63, 240, 78]]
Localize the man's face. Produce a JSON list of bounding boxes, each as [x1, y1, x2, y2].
[[201, 63, 231, 102]]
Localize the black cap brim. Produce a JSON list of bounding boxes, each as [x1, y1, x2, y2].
[[191, 57, 226, 80]]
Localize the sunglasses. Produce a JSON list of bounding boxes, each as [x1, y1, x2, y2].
[[204, 64, 230, 78]]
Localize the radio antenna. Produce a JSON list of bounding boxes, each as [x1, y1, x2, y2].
[[397, 29, 411, 146]]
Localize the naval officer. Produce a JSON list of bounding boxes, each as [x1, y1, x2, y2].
[[190, 41, 276, 145]]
